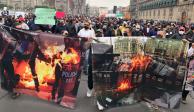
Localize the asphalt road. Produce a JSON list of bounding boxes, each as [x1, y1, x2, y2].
[[0, 75, 194, 112]]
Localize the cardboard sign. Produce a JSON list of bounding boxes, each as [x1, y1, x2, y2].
[[3, 7, 7, 11], [116, 13, 124, 18], [0, 27, 87, 109], [35, 8, 56, 25], [92, 37, 189, 110], [56, 11, 65, 19]]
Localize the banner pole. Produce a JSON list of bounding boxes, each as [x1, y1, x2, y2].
[[0, 24, 39, 36]]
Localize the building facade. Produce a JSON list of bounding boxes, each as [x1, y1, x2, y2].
[[98, 7, 109, 17], [131, 0, 194, 23], [0, 0, 86, 15], [129, 0, 138, 19], [118, 6, 130, 19], [88, 6, 100, 17], [55, 0, 67, 11], [0, 0, 46, 10], [0, 0, 7, 5], [56, 0, 86, 15], [73, 0, 87, 15]]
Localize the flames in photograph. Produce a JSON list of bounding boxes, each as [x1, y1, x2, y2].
[[117, 79, 133, 92], [13, 46, 80, 91], [116, 55, 152, 91], [118, 55, 152, 72]]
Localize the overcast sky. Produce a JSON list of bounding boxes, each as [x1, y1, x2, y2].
[[86, 0, 130, 9]]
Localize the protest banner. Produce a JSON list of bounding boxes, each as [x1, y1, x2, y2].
[[35, 8, 56, 25], [0, 26, 87, 109], [185, 59, 194, 91], [92, 37, 189, 110], [0, 25, 190, 110]]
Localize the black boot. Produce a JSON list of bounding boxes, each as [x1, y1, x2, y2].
[[33, 77, 40, 92]]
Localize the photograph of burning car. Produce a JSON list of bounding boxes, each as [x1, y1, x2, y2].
[[0, 28, 86, 109], [92, 37, 189, 109]]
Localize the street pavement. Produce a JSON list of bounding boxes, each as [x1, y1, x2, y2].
[[0, 75, 194, 112]]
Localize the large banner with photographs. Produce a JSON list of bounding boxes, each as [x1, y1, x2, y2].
[[0, 27, 87, 109], [92, 37, 189, 110]]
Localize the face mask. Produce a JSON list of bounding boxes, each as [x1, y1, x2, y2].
[[124, 33, 128, 36], [179, 31, 184, 35], [147, 28, 150, 33], [84, 26, 89, 29]]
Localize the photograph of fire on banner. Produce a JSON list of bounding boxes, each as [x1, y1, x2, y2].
[[92, 37, 189, 110], [0, 27, 87, 109]]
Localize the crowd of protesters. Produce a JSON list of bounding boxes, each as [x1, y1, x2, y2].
[[1, 13, 194, 42], [1, 13, 194, 107]]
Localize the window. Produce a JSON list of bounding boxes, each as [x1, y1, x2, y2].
[[163, 9, 166, 17], [169, 8, 173, 17], [150, 10, 151, 16], [153, 10, 155, 17], [146, 11, 148, 16], [158, 10, 160, 16]]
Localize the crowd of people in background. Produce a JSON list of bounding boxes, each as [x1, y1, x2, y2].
[[2, 13, 194, 43]]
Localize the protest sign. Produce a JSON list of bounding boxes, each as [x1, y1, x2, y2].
[[0, 27, 87, 109], [56, 11, 65, 19], [116, 13, 124, 18], [35, 8, 56, 25], [92, 37, 189, 110]]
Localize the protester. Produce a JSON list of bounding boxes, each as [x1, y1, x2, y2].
[[170, 26, 186, 40], [132, 23, 143, 36], [55, 20, 67, 34], [96, 29, 103, 37], [15, 17, 29, 30], [27, 16, 40, 31], [75, 20, 81, 33], [186, 25, 194, 43], [78, 21, 95, 38], [66, 19, 77, 37], [78, 21, 96, 98], [149, 26, 158, 37], [4, 16, 13, 27], [104, 23, 114, 37]]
